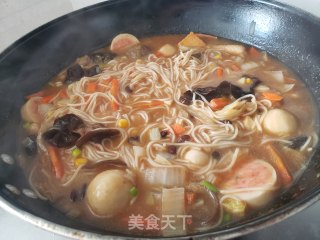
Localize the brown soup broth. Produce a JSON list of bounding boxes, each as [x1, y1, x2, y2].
[[19, 33, 318, 236]]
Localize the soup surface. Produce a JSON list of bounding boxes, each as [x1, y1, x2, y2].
[[19, 33, 318, 236]]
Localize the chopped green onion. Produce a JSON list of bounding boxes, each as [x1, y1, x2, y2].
[[222, 197, 246, 216], [72, 148, 82, 157], [129, 186, 138, 197], [23, 122, 30, 129], [200, 180, 219, 193], [222, 213, 232, 223]]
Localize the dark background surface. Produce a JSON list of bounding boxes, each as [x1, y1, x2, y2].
[[241, 201, 320, 239]]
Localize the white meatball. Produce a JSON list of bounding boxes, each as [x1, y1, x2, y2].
[[262, 109, 298, 137], [157, 44, 177, 57], [184, 149, 210, 166], [86, 170, 133, 217]]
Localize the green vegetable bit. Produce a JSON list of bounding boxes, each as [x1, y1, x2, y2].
[[223, 213, 232, 223], [200, 180, 219, 193], [72, 148, 82, 157], [129, 186, 138, 197]]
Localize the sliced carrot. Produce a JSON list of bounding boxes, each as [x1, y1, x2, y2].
[[186, 192, 196, 205], [231, 64, 240, 71], [41, 95, 54, 104], [261, 92, 283, 102], [47, 145, 64, 179], [216, 68, 224, 78], [210, 97, 231, 111], [265, 144, 292, 186], [85, 82, 97, 93], [248, 47, 260, 59], [171, 123, 186, 135], [110, 78, 120, 111]]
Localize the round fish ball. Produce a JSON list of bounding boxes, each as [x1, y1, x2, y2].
[[184, 149, 210, 166], [86, 170, 133, 217], [262, 109, 298, 137]]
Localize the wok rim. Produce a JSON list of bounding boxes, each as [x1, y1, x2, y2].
[[0, 0, 320, 239], [1, 188, 319, 239]]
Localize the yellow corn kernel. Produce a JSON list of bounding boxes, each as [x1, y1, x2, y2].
[[214, 53, 222, 59], [74, 158, 87, 167], [245, 78, 253, 84], [117, 118, 129, 128]]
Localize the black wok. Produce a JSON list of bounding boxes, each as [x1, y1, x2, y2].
[[0, 0, 320, 239]]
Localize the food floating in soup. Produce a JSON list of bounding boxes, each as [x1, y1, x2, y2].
[[20, 32, 317, 236]]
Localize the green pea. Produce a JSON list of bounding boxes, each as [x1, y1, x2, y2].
[[72, 148, 82, 157]]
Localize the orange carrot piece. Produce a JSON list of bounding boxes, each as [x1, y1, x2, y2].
[[265, 144, 292, 186], [210, 97, 231, 111], [41, 95, 54, 104], [186, 192, 196, 205], [248, 47, 261, 58], [110, 78, 120, 111], [231, 64, 240, 71], [171, 123, 186, 135], [216, 68, 224, 78], [85, 82, 97, 93], [110, 78, 119, 95], [261, 92, 283, 102], [47, 145, 64, 179]]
